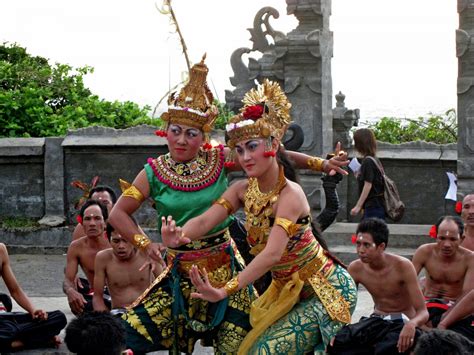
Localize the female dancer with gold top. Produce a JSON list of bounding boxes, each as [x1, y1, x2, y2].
[[109, 56, 349, 353], [162, 79, 358, 354]]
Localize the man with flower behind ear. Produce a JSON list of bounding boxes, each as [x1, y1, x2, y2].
[[412, 215, 474, 328], [328, 218, 427, 354]]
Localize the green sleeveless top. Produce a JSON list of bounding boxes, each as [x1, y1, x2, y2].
[[145, 145, 233, 235]]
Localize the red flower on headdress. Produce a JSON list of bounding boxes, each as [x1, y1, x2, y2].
[[455, 201, 462, 215], [429, 225, 437, 239], [351, 234, 357, 244], [243, 105, 264, 120], [76, 215, 83, 225]]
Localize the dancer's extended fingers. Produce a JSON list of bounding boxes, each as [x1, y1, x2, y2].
[[189, 265, 202, 287], [201, 267, 210, 285]]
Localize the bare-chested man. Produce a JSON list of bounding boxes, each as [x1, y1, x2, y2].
[[328, 218, 428, 355], [63, 199, 111, 315], [412, 215, 474, 327], [461, 194, 474, 252], [93, 225, 163, 312], [72, 185, 116, 241], [0, 243, 66, 351]]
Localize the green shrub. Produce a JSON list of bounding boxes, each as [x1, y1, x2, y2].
[[362, 109, 457, 144], [0, 43, 157, 137]]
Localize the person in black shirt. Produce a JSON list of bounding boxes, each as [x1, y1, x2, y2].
[[350, 128, 385, 220]]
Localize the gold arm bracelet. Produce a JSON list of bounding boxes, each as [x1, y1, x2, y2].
[[274, 217, 300, 237], [122, 185, 145, 203], [223, 275, 240, 296], [307, 157, 325, 172], [213, 197, 234, 216], [133, 234, 151, 250]]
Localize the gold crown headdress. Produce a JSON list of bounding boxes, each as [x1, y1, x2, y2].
[[161, 54, 218, 133], [225, 79, 292, 148]]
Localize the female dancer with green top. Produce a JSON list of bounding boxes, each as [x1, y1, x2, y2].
[[109, 57, 349, 354], [162, 79, 358, 354]]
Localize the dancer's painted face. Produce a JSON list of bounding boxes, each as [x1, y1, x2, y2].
[[167, 124, 204, 163], [235, 138, 274, 178]]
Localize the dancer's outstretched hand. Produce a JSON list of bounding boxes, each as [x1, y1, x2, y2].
[[189, 265, 227, 303], [161, 215, 191, 248], [324, 141, 349, 176]]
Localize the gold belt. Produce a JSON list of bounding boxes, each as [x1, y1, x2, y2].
[[274, 247, 351, 324], [167, 237, 234, 288]]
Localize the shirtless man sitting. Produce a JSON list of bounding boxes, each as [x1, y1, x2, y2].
[[328, 218, 428, 355], [412, 215, 474, 327], [72, 185, 116, 241], [93, 224, 163, 313], [460, 194, 474, 251], [0, 243, 66, 352], [63, 199, 111, 315]]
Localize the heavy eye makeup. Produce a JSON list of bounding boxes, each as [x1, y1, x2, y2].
[[235, 140, 261, 155], [169, 125, 200, 139]]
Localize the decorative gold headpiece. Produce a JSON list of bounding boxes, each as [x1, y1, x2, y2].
[[225, 79, 292, 148], [161, 54, 218, 133]]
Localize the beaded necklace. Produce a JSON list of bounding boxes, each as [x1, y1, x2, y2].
[[147, 145, 224, 192], [244, 167, 286, 255]]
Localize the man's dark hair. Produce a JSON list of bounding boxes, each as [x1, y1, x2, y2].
[[356, 218, 389, 247], [88, 185, 117, 205], [79, 199, 108, 221], [65, 311, 126, 355], [435, 215, 464, 238], [413, 329, 474, 355], [105, 216, 137, 241]]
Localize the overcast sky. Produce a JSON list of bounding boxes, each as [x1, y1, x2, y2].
[[0, 0, 458, 121]]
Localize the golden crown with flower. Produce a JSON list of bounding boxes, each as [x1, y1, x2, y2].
[[225, 79, 292, 148], [161, 54, 218, 133]]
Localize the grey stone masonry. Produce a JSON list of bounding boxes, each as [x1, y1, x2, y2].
[[457, 1, 474, 198], [0, 138, 45, 218], [40, 137, 65, 226], [62, 125, 165, 225], [225, 0, 334, 156]]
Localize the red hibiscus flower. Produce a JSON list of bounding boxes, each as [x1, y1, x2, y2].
[[351, 234, 357, 244], [76, 215, 83, 224], [429, 225, 437, 239], [455, 201, 462, 215], [243, 105, 264, 120]]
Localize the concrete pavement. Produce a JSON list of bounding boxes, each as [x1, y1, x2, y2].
[[0, 253, 375, 354]]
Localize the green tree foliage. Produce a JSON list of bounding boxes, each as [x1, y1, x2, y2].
[[0, 43, 156, 137], [365, 109, 457, 144]]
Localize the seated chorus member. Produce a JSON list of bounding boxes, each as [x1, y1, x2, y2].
[[72, 185, 117, 241], [93, 223, 163, 313], [328, 218, 428, 355], [63, 200, 111, 315], [0, 243, 66, 352], [412, 215, 474, 328]]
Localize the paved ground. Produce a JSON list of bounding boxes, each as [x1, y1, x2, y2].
[[0, 254, 374, 354]]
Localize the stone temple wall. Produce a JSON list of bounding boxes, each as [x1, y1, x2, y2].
[[0, 127, 459, 227]]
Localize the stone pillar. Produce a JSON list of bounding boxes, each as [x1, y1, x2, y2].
[[39, 137, 66, 226], [225, 0, 333, 156], [332, 91, 359, 220], [457, 1, 474, 198], [332, 91, 359, 148]]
